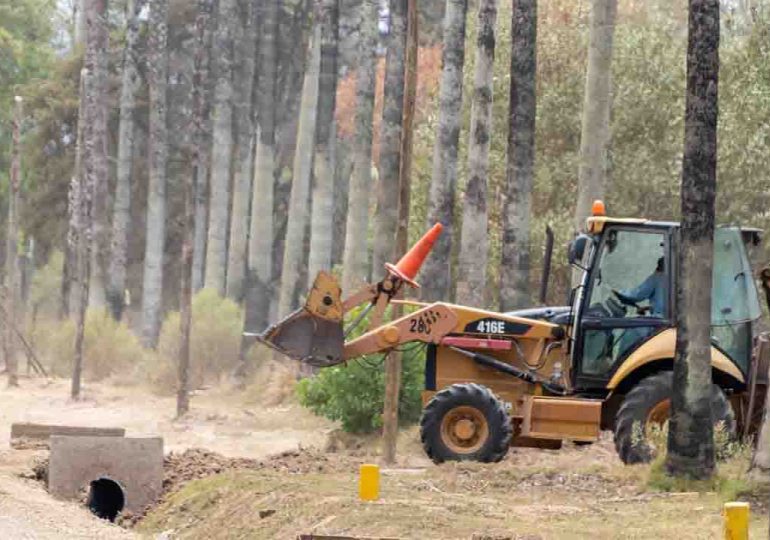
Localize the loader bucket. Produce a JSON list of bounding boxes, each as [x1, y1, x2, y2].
[[256, 272, 345, 368]]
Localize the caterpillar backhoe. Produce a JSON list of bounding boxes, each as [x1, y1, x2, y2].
[[256, 202, 770, 464]]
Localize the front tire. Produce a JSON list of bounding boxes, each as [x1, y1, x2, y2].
[[420, 383, 512, 464], [613, 371, 735, 464]]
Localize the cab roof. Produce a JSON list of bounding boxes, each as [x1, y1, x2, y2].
[[585, 216, 762, 244]]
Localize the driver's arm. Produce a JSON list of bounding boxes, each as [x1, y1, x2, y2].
[[619, 274, 656, 303]]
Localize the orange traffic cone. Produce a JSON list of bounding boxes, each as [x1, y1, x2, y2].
[[384, 223, 443, 288]]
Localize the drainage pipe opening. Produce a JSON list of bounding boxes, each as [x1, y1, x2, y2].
[[87, 477, 125, 522]]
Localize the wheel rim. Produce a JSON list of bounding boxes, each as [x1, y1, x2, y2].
[[440, 405, 489, 454], [645, 398, 671, 436]]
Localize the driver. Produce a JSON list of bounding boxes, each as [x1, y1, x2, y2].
[[613, 257, 666, 317]]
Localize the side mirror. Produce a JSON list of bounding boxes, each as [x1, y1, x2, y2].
[[568, 234, 590, 266]]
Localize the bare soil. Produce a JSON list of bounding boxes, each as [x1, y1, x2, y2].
[[0, 375, 335, 538], [0, 375, 768, 539]]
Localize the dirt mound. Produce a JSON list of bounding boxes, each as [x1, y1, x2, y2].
[[258, 446, 358, 474], [162, 446, 358, 496], [163, 448, 260, 495]]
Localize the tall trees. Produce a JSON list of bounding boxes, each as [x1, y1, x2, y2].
[[204, 0, 237, 295], [243, 0, 279, 357], [421, 0, 468, 302], [574, 0, 617, 232], [372, 0, 407, 277], [108, 0, 146, 321], [500, 0, 537, 311], [341, 0, 379, 294], [73, 0, 108, 399], [87, 0, 110, 310], [226, 0, 260, 301], [277, 24, 321, 319], [665, 0, 720, 480], [192, 0, 217, 292], [5, 96, 22, 387], [140, 0, 169, 349], [307, 0, 340, 284], [457, 0, 498, 307]]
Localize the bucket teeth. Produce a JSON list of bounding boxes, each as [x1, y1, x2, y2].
[[255, 271, 345, 368]]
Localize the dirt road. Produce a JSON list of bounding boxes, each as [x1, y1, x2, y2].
[[0, 376, 334, 538]]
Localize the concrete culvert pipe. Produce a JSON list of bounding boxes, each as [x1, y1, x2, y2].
[[87, 477, 125, 522]]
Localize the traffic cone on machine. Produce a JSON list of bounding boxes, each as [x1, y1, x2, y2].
[[384, 223, 444, 288]]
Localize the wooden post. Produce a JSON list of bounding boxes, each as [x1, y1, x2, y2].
[[5, 96, 22, 387], [178, 0, 212, 417], [382, 0, 418, 465]]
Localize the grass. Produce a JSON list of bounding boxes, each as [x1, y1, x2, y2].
[[137, 435, 770, 539], [642, 422, 764, 505]]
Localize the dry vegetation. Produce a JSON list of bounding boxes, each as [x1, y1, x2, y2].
[[136, 431, 770, 539]]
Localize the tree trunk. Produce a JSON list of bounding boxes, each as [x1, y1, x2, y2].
[[752, 349, 770, 474], [64, 70, 89, 321], [457, 0, 497, 308], [665, 0, 719, 480], [573, 0, 617, 232], [277, 24, 321, 319], [179, 0, 214, 418], [141, 0, 169, 349], [73, 0, 108, 399], [341, 0, 379, 294], [74, 0, 87, 47], [420, 0, 468, 302], [500, 0, 537, 311], [88, 0, 110, 311], [108, 0, 146, 321], [192, 0, 217, 293], [372, 0, 407, 279], [226, 0, 259, 302], [204, 0, 237, 295], [307, 0, 340, 286], [241, 0, 279, 363], [5, 96, 22, 387]]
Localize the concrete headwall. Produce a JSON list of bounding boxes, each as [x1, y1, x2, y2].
[[48, 436, 163, 513]]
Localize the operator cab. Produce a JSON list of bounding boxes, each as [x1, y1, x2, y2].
[[566, 205, 762, 392]]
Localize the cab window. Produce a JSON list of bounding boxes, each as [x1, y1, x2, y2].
[[587, 229, 668, 320]]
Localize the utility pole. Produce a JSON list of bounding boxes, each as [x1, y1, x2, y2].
[[382, 0, 418, 465], [6, 96, 22, 387]]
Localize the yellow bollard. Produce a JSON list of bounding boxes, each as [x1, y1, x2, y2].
[[723, 501, 749, 540], [358, 463, 380, 501]]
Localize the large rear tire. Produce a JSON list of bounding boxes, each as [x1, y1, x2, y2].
[[613, 371, 735, 464], [420, 383, 512, 464]]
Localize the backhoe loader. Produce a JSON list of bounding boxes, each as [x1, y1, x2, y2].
[[256, 201, 770, 464]]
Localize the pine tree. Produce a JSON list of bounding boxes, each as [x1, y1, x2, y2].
[[665, 0, 720, 480], [420, 0, 468, 302], [204, 0, 238, 295], [140, 0, 170, 348], [108, 0, 146, 320], [457, 0, 498, 307], [500, 0, 537, 311], [342, 0, 379, 294]]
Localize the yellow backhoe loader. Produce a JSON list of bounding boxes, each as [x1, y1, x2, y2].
[[256, 202, 770, 464]]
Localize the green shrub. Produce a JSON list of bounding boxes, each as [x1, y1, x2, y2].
[[296, 345, 426, 433], [151, 288, 243, 393], [32, 310, 146, 381]]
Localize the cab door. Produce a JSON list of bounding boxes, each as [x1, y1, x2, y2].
[[573, 227, 673, 389]]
